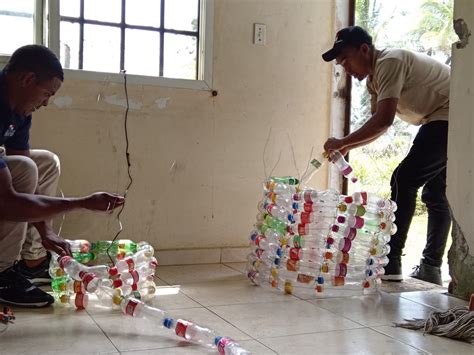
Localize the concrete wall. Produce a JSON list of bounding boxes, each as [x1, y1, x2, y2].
[[447, 0, 474, 299], [30, 0, 335, 257]]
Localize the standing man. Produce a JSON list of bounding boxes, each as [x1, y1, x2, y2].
[[0, 45, 125, 307], [322, 26, 451, 286]]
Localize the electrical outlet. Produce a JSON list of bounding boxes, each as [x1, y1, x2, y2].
[[254, 23, 266, 45]]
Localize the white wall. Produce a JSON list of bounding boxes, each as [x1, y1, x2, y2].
[[447, 0, 474, 251], [31, 0, 336, 252]]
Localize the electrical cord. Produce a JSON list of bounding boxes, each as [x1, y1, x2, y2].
[[106, 70, 133, 264]]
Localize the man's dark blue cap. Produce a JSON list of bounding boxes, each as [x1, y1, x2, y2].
[[322, 26, 373, 62]]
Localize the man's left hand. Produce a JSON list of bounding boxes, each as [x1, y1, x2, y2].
[[324, 137, 347, 154], [41, 231, 72, 256]]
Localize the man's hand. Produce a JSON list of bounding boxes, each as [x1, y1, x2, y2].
[[323, 137, 350, 157], [82, 192, 125, 213], [41, 231, 72, 256]]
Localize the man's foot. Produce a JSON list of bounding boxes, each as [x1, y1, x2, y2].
[[0, 264, 54, 307], [409, 259, 443, 286], [16, 254, 51, 286], [381, 257, 403, 282]]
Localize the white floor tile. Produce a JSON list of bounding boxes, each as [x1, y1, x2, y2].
[[310, 292, 436, 327], [260, 328, 426, 355], [223, 262, 247, 273], [181, 279, 299, 306], [0, 313, 117, 354], [120, 339, 275, 354], [156, 264, 245, 284], [373, 325, 474, 354], [398, 290, 469, 310], [209, 300, 362, 339]]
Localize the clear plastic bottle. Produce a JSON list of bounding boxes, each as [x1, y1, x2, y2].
[[175, 319, 217, 345], [215, 337, 251, 355], [87, 264, 110, 279], [293, 188, 339, 204], [114, 263, 156, 287], [265, 176, 299, 186], [247, 267, 272, 285], [265, 191, 294, 209], [264, 180, 297, 196], [120, 297, 166, 320], [300, 151, 358, 184], [328, 150, 358, 183], [109, 250, 155, 276], [296, 202, 339, 214], [344, 192, 397, 212], [96, 284, 121, 308], [299, 155, 325, 185], [91, 239, 138, 254], [262, 202, 295, 223], [65, 239, 91, 253], [287, 222, 331, 237], [52, 277, 84, 294], [72, 252, 95, 263], [293, 211, 337, 225], [131, 282, 157, 302], [250, 236, 281, 254], [59, 256, 87, 280]]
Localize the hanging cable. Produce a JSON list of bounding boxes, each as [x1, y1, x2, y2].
[[106, 70, 133, 264]]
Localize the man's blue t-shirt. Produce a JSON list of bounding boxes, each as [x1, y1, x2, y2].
[[0, 70, 32, 169]]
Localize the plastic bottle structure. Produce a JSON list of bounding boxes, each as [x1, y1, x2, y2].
[[246, 152, 396, 297], [49, 240, 250, 354]]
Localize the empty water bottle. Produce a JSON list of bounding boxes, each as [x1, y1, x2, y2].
[[175, 319, 216, 344], [215, 337, 251, 355], [328, 150, 358, 183]]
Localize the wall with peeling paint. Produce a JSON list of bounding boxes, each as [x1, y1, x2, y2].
[[29, 0, 336, 251]]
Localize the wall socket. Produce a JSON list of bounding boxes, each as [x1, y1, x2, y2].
[[254, 23, 266, 45]]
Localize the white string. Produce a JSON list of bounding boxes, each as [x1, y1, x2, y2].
[[286, 132, 300, 180], [56, 187, 66, 237], [262, 127, 272, 178], [299, 146, 314, 188]]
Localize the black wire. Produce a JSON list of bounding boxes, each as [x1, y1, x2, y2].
[[106, 70, 133, 264]]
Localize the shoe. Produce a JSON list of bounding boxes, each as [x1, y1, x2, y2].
[[381, 257, 403, 281], [0, 264, 54, 307], [409, 260, 442, 286], [16, 254, 51, 286]]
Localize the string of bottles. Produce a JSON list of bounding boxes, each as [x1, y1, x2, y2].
[[49, 240, 250, 354]]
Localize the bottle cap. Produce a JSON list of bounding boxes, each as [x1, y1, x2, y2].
[[109, 266, 118, 276], [113, 278, 123, 288]]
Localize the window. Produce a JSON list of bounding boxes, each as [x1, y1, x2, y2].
[[0, 0, 36, 56], [59, 0, 200, 80], [0, 0, 214, 89]]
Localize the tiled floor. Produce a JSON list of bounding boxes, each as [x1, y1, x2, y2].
[[1, 263, 471, 354]]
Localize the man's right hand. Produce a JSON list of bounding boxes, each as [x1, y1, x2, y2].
[[81, 192, 125, 212]]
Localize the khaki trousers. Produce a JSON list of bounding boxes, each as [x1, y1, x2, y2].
[[0, 148, 60, 272]]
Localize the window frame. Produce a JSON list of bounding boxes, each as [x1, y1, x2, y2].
[[0, 0, 214, 90]]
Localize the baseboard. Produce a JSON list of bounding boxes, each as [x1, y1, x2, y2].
[[156, 247, 249, 266]]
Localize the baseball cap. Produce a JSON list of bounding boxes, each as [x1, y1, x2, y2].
[[322, 26, 373, 62]]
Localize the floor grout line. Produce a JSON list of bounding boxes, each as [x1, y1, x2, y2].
[[367, 325, 431, 354]]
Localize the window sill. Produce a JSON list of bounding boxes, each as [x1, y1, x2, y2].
[[64, 68, 213, 91]]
